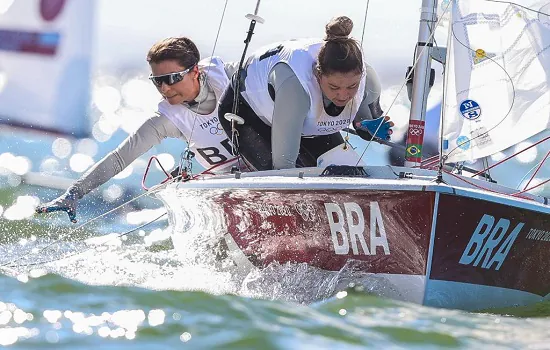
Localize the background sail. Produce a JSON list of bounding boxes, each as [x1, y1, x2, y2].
[[442, 0, 550, 162], [0, 0, 95, 137]]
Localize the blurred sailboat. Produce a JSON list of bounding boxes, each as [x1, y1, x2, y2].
[[0, 0, 95, 137]]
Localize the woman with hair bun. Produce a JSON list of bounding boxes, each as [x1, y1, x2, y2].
[[219, 16, 394, 171]]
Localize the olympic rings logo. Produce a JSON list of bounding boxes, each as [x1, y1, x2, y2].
[[409, 128, 423, 136], [210, 123, 224, 136], [295, 202, 317, 222]]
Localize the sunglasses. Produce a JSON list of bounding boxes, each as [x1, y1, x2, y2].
[[149, 65, 195, 88]]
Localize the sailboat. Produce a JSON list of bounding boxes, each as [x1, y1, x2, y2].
[[156, 0, 550, 311], [0, 0, 95, 137], [0, 0, 96, 190]]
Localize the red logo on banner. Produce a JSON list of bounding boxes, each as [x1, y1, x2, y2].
[[40, 0, 66, 22]]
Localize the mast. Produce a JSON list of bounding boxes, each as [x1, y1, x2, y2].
[[404, 0, 439, 167]]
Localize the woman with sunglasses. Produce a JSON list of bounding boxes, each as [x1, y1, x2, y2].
[[219, 16, 394, 171], [36, 36, 237, 223]]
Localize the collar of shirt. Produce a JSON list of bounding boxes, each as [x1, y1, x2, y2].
[[322, 94, 344, 116], [183, 72, 209, 107]]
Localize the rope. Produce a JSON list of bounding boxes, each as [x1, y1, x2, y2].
[[183, 0, 230, 163], [470, 136, 549, 178], [522, 149, 549, 191]]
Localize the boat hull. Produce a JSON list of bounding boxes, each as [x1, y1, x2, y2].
[[157, 168, 550, 310], [427, 193, 550, 310]]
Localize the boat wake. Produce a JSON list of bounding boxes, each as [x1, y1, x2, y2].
[[0, 214, 394, 305]]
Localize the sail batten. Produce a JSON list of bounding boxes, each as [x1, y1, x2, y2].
[[442, 0, 550, 163]]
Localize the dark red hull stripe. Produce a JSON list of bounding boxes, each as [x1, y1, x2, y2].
[[224, 190, 434, 275]]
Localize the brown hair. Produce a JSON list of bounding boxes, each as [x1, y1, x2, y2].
[[146, 37, 200, 69], [316, 16, 363, 76]]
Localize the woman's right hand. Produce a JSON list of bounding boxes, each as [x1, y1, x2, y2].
[[35, 189, 79, 223]]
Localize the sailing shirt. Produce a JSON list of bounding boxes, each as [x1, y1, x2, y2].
[[241, 38, 367, 136], [237, 38, 382, 169], [158, 56, 236, 170], [68, 56, 237, 199]]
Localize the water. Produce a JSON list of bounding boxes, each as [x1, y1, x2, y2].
[[1, 205, 550, 349], [1, 254, 550, 349], [0, 249, 549, 349]]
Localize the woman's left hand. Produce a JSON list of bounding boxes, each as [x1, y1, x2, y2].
[[355, 115, 394, 140]]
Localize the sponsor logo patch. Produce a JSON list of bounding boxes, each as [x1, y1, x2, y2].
[[457, 135, 471, 150], [459, 99, 482, 120]]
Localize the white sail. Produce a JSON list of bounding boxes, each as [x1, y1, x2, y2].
[[0, 0, 95, 137], [442, 0, 550, 162]]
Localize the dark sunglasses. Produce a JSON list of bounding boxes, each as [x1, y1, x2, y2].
[[149, 64, 195, 88]]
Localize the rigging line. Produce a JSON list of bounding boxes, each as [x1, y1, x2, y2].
[[516, 155, 548, 189], [347, 0, 368, 156], [186, 0, 229, 145], [356, 0, 451, 165], [443, 169, 535, 200], [483, 157, 492, 181], [181, 0, 230, 176], [513, 178, 550, 196], [443, 5, 517, 160], [470, 135, 549, 177], [487, 0, 550, 17], [522, 149, 549, 191], [2, 179, 172, 268], [359, 0, 370, 47], [4, 213, 167, 269], [228, 0, 264, 171]]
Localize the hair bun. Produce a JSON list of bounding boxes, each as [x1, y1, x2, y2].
[[325, 16, 354, 41]]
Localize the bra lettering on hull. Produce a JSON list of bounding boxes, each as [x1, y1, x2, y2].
[[324, 202, 390, 256], [459, 214, 524, 270]]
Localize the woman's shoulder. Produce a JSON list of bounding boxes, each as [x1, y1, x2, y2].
[[199, 56, 225, 67], [363, 63, 382, 102]]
